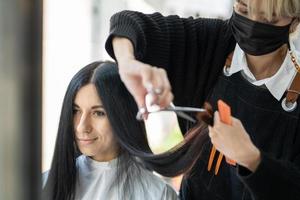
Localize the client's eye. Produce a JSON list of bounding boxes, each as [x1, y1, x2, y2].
[[93, 111, 106, 117], [73, 108, 81, 115]]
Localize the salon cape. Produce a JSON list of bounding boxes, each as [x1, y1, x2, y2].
[[43, 155, 178, 200]]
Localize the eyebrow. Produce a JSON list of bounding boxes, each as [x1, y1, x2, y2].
[[73, 103, 104, 109], [239, 0, 247, 7], [91, 105, 104, 109]]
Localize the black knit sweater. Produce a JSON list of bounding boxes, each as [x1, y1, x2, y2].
[[105, 11, 235, 111], [105, 11, 300, 200]]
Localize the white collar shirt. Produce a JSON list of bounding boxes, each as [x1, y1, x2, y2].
[[228, 37, 299, 101]]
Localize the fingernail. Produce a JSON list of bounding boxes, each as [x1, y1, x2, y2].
[[145, 82, 153, 93], [154, 88, 162, 95]]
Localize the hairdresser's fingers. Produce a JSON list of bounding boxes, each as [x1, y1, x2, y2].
[[213, 111, 234, 135], [125, 79, 147, 115], [139, 67, 166, 118], [213, 111, 221, 127], [208, 126, 213, 137], [118, 59, 171, 114], [139, 63, 154, 92], [156, 68, 173, 108], [134, 67, 152, 120], [143, 67, 173, 108], [118, 59, 154, 120], [208, 126, 217, 138], [163, 92, 174, 109], [144, 67, 162, 106], [208, 126, 219, 147], [138, 64, 168, 119], [151, 67, 164, 93], [121, 62, 153, 111]]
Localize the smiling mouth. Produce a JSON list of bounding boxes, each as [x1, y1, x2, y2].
[[77, 138, 98, 145]]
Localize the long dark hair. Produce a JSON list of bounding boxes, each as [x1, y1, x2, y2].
[[43, 61, 210, 200]]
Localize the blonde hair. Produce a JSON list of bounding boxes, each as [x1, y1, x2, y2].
[[239, 0, 300, 21]]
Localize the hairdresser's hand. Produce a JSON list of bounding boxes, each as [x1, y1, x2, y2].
[[112, 37, 173, 115], [208, 112, 261, 172]]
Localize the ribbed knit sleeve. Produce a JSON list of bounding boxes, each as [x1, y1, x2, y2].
[[105, 10, 236, 131], [237, 126, 300, 200]]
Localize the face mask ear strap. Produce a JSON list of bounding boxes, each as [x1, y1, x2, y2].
[[287, 40, 291, 51]]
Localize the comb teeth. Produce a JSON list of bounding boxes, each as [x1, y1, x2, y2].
[[195, 102, 213, 126]]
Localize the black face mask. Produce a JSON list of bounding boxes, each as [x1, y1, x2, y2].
[[230, 11, 291, 56]]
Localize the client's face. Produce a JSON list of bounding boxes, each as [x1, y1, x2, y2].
[[73, 83, 119, 162]]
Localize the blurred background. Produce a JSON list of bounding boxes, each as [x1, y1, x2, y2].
[[0, 0, 234, 199]]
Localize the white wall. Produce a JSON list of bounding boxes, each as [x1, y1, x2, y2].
[[43, 0, 93, 171], [42, 0, 158, 172]]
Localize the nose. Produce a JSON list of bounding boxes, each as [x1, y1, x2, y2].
[[76, 114, 92, 134]]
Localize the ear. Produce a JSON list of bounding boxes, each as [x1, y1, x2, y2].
[[290, 17, 300, 33]]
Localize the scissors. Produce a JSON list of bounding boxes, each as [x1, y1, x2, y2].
[[136, 102, 207, 123], [136, 93, 208, 123]]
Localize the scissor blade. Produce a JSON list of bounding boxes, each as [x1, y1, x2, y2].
[[175, 111, 197, 123], [172, 106, 206, 113]]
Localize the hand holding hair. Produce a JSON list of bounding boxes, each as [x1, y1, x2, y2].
[[208, 112, 261, 172]]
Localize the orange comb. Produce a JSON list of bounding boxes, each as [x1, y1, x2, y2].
[[208, 100, 236, 175]]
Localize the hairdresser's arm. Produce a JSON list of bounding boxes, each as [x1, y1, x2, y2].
[[237, 123, 300, 200], [237, 152, 300, 199], [106, 11, 235, 121]]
